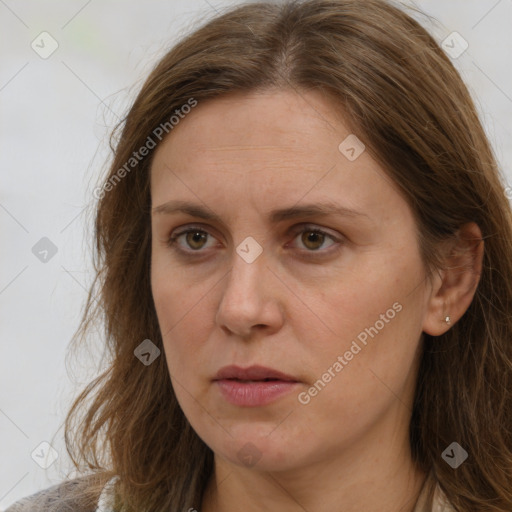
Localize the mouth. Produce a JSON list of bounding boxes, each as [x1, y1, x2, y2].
[[212, 365, 300, 406], [223, 378, 288, 382], [213, 364, 299, 383]]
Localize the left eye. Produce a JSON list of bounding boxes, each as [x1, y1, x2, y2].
[[167, 226, 340, 253], [289, 227, 339, 251]]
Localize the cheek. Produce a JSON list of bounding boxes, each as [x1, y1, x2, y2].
[[297, 305, 423, 451], [311, 257, 411, 347], [151, 252, 199, 332], [151, 258, 215, 377], [303, 252, 425, 399]]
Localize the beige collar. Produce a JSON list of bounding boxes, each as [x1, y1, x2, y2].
[[96, 473, 456, 512], [413, 473, 455, 512]]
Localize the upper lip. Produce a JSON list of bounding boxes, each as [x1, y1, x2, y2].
[[213, 365, 298, 382]]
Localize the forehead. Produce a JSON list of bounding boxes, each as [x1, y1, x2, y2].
[[151, 90, 355, 177], [171, 89, 343, 147], [149, 89, 404, 222]]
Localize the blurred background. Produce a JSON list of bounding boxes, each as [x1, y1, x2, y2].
[[1, 0, 511, 508]]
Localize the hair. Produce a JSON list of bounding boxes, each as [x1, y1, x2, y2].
[[60, 0, 512, 511]]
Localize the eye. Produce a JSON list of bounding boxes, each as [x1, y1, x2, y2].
[[166, 224, 343, 255], [167, 226, 217, 252], [288, 225, 340, 253]]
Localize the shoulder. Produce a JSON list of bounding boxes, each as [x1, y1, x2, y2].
[[3, 476, 101, 512]]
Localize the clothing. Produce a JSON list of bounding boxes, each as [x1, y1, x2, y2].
[[94, 476, 117, 512], [413, 473, 455, 512], [4, 471, 455, 512], [3, 477, 97, 512]]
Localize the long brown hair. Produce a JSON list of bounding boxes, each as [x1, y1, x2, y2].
[[62, 1, 512, 510]]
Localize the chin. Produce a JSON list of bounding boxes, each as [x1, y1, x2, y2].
[[210, 426, 309, 472]]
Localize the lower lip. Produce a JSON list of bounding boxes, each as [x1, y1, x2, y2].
[[215, 379, 299, 407]]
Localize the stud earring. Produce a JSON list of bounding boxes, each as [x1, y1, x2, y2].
[[445, 315, 451, 325]]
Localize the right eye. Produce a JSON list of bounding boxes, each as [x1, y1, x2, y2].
[[167, 226, 218, 253]]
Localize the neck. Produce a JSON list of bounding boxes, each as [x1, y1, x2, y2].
[[200, 436, 428, 512]]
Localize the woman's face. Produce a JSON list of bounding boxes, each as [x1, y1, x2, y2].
[[150, 89, 435, 472]]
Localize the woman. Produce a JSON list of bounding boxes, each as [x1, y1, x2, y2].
[[6, 0, 512, 511]]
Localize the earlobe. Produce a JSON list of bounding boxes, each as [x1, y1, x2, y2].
[[422, 222, 484, 337]]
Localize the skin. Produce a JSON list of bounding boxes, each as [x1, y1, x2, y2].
[[149, 88, 483, 512]]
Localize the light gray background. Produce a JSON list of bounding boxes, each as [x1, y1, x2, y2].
[[1, 0, 511, 509]]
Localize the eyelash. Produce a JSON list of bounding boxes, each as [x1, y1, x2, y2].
[[166, 224, 343, 258]]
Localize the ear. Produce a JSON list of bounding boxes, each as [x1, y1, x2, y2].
[[422, 222, 484, 336]]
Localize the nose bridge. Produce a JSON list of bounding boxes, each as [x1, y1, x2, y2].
[[216, 238, 280, 335], [224, 241, 267, 304]]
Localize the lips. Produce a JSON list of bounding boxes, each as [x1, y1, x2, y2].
[[213, 364, 298, 382], [213, 365, 300, 407]]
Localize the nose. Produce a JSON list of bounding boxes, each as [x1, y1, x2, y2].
[[215, 247, 284, 339]]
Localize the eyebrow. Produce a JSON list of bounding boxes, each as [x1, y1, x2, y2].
[[151, 199, 370, 223]]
